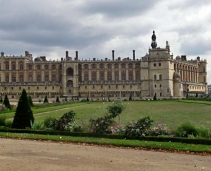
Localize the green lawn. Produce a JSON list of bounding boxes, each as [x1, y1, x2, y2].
[[3, 100, 211, 130]]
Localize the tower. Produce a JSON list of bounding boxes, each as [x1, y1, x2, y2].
[[151, 30, 157, 49]]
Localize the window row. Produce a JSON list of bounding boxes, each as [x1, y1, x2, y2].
[[154, 74, 162, 80], [81, 72, 140, 81], [80, 63, 140, 69], [5, 75, 58, 82], [84, 85, 134, 89]]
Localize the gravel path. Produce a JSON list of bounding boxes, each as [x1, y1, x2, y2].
[[0, 138, 210, 171]]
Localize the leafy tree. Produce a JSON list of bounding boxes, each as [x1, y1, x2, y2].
[[43, 95, 49, 103], [12, 89, 34, 129], [28, 96, 34, 107], [56, 96, 60, 103], [3, 95, 11, 109]]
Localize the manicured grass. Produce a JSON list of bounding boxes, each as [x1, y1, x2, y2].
[[0, 132, 211, 154], [3, 100, 211, 130]]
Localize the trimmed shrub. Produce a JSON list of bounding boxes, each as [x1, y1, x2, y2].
[[149, 124, 171, 136], [3, 95, 11, 109], [43, 95, 49, 103], [56, 96, 60, 103], [12, 89, 34, 129], [28, 96, 34, 107]]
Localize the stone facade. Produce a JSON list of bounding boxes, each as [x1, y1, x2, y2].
[[0, 31, 207, 100]]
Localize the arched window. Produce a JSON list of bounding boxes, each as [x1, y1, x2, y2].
[[107, 72, 112, 81], [20, 75, 24, 82], [107, 64, 112, 69], [121, 63, 125, 68], [115, 64, 118, 69], [122, 72, 126, 81], [154, 75, 157, 80], [92, 72, 96, 81], [20, 64, 24, 70], [92, 64, 96, 69], [159, 74, 162, 80], [99, 64, 104, 69], [12, 75, 16, 82], [84, 64, 89, 69], [100, 72, 104, 81], [115, 71, 119, 81], [136, 72, 140, 81], [12, 64, 16, 70], [135, 63, 140, 68], [67, 80, 73, 87], [45, 65, 49, 70], [66, 68, 74, 76], [128, 63, 133, 68], [52, 65, 56, 70], [129, 72, 133, 81]]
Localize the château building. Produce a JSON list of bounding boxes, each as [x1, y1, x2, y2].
[[0, 31, 208, 100]]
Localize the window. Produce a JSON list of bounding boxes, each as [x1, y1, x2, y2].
[[28, 87, 30, 90], [45, 65, 49, 70], [107, 64, 111, 69], [136, 72, 140, 81], [160, 84, 162, 88], [85, 86, 87, 89], [52, 86, 54, 90], [45, 86, 47, 90], [84, 64, 88, 69], [155, 84, 157, 88], [100, 64, 104, 69], [12, 65, 16, 70], [28, 75, 33, 82], [12, 75, 16, 82], [37, 75, 41, 82], [6, 75, 9, 82], [160, 92, 162, 96], [122, 72, 125, 81], [159, 74, 162, 80], [6, 64, 9, 70], [129, 73, 133, 81], [4, 87, 6, 90], [204, 76, 206, 82], [100, 73, 104, 81], [92, 64, 96, 69], [52, 65, 56, 70], [85, 74, 89, 81], [135, 63, 140, 68], [159, 63, 161, 66], [154, 75, 157, 80], [129, 63, 133, 68], [92, 72, 96, 81], [29, 65, 32, 70], [20, 75, 24, 82], [52, 74, 56, 82], [37, 65, 40, 70], [37, 87, 39, 90], [115, 64, 118, 69], [116, 85, 118, 88], [121, 64, 125, 68], [101, 85, 103, 89], [20, 64, 23, 70], [11, 87, 13, 90], [154, 63, 156, 67], [108, 73, 112, 81], [123, 85, 125, 88], [108, 85, 110, 88], [19, 87, 21, 90], [93, 85, 95, 89], [115, 72, 119, 81], [130, 85, 132, 89], [45, 75, 49, 82], [203, 66, 205, 72]]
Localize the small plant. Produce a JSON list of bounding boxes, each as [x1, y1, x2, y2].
[[175, 122, 198, 138], [32, 122, 45, 130], [4, 120, 13, 128], [44, 116, 55, 128], [124, 116, 153, 138]]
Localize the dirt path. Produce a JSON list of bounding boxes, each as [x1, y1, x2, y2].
[[0, 138, 210, 171]]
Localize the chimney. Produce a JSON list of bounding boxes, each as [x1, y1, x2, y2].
[[25, 51, 29, 56], [75, 51, 78, 60], [133, 50, 135, 60], [197, 56, 200, 61], [1, 52, 4, 57], [93, 58, 96, 61], [112, 50, 115, 60], [66, 51, 69, 58], [105, 58, 107, 61], [61, 58, 63, 61]]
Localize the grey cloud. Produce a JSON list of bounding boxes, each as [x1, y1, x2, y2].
[[81, 0, 159, 19]]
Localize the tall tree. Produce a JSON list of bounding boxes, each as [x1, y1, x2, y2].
[[12, 89, 34, 129], [3, 95, 11, 109], [56, 96, 60, 103]]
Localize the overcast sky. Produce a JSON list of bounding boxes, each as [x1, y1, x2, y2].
[[0, 0, 211, 83]]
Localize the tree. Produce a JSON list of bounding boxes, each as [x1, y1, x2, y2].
[[3, 95, 11, 109], [44, 95, 49, 103], [12, 89, 34, 129], [153, 93, 157, 100], [28, 96, 34, 107], [0, 97, 3, 103], [56, 96, 60, 103]]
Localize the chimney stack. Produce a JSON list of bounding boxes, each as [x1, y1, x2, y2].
[[25, 51, 29, 56], [1, 52, 4, 57], [133, 50, 135, 60], [66, 51, 69, 58], [76, 51, 78, 60], [112, 50, 115, 60]]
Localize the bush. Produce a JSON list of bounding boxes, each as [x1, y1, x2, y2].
[[4, 120, 13, 128], [44, 116, 55, 128], [175, 122, 198, 138], [32, 122, 45, 130], [3, 95, 11, 109], [0, 115, 6, 126], [149, 124, 171, 136], [196, 126, 211, 139], [124, 116, 153, 138]]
